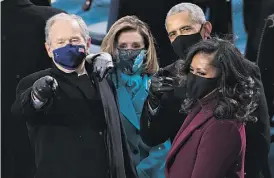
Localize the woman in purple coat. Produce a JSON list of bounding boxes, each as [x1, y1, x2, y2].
[[165, 38, 261, 178]]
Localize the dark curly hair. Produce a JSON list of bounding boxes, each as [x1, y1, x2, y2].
[[180, 37, 260, 122]]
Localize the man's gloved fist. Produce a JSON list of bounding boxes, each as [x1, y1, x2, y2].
[[150, 67, 175, 96], [85, 52, 114, 81], [148, 70, 175, 109], [31, 76, 58, 103], [150, 76, 174, 94]]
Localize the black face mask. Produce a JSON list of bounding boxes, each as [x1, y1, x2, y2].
[[187, 72, 219, 100], [171, 26, 203, 59]]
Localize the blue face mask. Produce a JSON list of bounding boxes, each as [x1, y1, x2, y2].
[[53, 44, 87, 70]]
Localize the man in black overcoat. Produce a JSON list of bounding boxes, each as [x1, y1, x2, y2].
[[11, 13, 137, 178]]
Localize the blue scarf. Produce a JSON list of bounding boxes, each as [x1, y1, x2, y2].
[[119, 71, 143, 97], [112, 69, 150, 129]]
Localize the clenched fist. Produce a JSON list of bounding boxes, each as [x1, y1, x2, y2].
[[31, 76, 58, 103]]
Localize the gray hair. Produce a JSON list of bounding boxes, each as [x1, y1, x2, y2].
[[165, 3, 206, 28], [45, 13, 90, 44]]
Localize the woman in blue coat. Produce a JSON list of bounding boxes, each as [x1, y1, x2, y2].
[[101, 16, 171, 178]]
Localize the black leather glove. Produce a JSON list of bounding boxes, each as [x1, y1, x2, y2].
[[150, 76, 174, 94], [148, 69, 175, 109], [31, 76, 58, 103], [85, 52, 114, 81]]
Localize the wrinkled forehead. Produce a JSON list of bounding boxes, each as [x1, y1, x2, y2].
[[166, 11, 198, 32], [48, 19, 83, 40]]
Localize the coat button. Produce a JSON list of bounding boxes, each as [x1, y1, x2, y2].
[[16, 74, 20, 79], [79, 135, 82, 138], [99, 131, 103, 135]]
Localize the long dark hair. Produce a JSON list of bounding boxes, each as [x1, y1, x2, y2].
[[180, 37, 260, 122]]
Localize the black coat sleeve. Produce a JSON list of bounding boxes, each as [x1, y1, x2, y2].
[[11, 70, 49, 120], [140, 91, 187, 147], [140, 100, 172, 147]]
